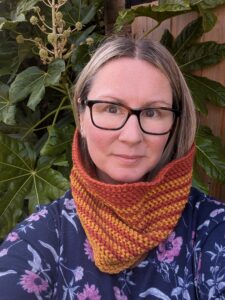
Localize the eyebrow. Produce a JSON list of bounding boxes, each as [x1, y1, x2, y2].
[[93, 96, 172, 108]]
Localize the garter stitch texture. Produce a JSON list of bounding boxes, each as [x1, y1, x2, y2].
[[70, 131, 195, 274]]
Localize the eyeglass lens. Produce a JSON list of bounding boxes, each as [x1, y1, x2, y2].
[[89, 102, 176, 135]]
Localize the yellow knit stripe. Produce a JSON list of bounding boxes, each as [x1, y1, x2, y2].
[[132, 197, 187, 231], [76, 194, 150, 259], [112, 183, 191, 229], [109, 172, 192, 214]]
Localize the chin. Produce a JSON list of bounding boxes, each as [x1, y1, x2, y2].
[[104, 173, 146, 184], [97, 168, 147, 184]]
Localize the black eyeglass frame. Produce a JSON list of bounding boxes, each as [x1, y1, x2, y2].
[[83, 100, 181, 135]]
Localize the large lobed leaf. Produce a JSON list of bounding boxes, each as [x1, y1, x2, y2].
[[173, 17, 203, 56], [195, 126, 225, 183], [0, 0, 40, 30], [40, 125, 74, 157], [115, 0, 224, 33], [192, 163, 209, 194], [178, 41, 225, 72], [0, 41, 19, 77], [185, 74, 225, 114], [9, 59, 65, 110], [115, 4, 190, 32], [153, 0, 190, 12], [192, 0, 225, 9], [0, 82, 16, 125], [0, 133, 69, 239], [197, 8, 217, 32]]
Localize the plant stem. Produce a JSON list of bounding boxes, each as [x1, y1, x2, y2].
[[50, 85, 67, 94], [21, 105, 71, 140], [52, 0, 59, 58], [52, 96, 68, 126], [140, 22, 161, 39]]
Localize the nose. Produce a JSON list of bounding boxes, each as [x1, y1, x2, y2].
[[118, 115, 143, 144]]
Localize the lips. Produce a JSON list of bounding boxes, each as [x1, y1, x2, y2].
[[115, 154, 143, 159], [113, 154, 144, 164]]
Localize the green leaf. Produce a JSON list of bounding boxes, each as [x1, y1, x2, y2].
[[173, 17, 203, 57], [185, 75, 208, 114], [9, 66, 45, 109], [0, 0, 39, 30], [160, 29, 174, 52], [53, 153, 69, 167], [195, 0, 225, 9], [199, 9, 217, 32], [45, 59, 65, 86], [0, 82, 16, 125], [185, 74, 225, 113], [9, 59, 65, 110], [0, 15, 26, 30], [153, 0, 190, 12], [16, 0, 40, 15], [81, 5, 96, 24], [195, 126, 225, 183], [69, 25, 96, 46], [192, 162, 209, 194], [40, 125, 74, 157], [0, 133, 69, 238], [71, 44, 90, 73], [178, 41, 225, 72], [115, 5, 190, 32], [0, 41, 19, 76]]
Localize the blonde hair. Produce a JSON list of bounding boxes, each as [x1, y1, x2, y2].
[[73, 36, 196, 176]]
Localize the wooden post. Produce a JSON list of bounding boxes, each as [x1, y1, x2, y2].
[[104, 0, 131, 35]]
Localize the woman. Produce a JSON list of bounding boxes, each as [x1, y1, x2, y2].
[[0, 36, 225, 299]]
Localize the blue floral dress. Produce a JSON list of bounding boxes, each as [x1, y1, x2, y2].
[[0, 187, 225, 300]]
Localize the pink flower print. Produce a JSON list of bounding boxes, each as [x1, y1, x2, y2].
[[113, 286, 128, 300], [157, 232, 183, 263], [84, 239, 94, 262], [77, 284, 101, 300], [73, 266, 84, 282], [20, 270, 48, 294], [64, 198, 75, 210], [27, 208, 48, 222], [0, 248, 8, 257], [6, 232, 19, 242]]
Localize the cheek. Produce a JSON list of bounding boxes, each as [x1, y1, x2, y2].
[[81, 114, 112, 163], [147, 135, 169, 157]]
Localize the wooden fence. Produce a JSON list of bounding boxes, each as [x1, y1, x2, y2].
[[105, 1, 225, 200]]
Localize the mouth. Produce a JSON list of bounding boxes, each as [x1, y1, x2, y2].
[[113, 154, 144, 163]]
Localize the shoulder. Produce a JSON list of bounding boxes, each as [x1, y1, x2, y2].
[[188, 189, 225, 297], [3, 189, 79, 248], [181, 187, 225, 253], [188, 187, 225, 234]]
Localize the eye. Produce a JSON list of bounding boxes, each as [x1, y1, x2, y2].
[[142, 108, 157, 118], [106, 104, 119, 114]]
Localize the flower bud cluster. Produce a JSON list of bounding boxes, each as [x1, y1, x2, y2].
[[16, 0, 95, 64], [16, 35, 25, 44]]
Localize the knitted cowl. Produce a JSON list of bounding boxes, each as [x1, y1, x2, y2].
[[70, 130, 195, 274]]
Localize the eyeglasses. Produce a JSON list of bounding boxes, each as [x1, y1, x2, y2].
[[83, 100, 180, 135]]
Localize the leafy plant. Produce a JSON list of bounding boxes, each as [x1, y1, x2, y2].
[[0, 0, 104, 239], [115, 0, 225, 193]]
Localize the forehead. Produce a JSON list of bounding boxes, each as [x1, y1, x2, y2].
[[88, 57, 173, 107]]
